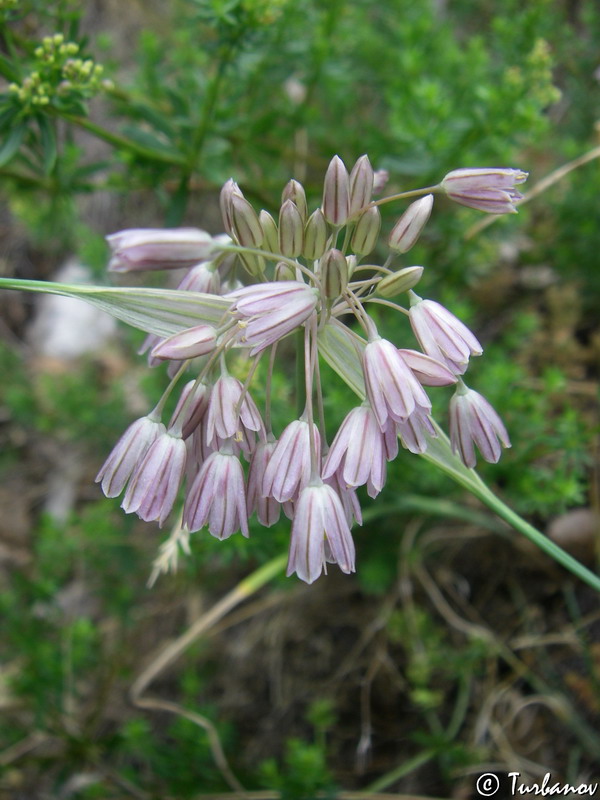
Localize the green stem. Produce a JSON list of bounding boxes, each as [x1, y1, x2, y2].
[[421, 426, 600, 593], [364, 749, 435, 794], [296, 327, 306, 418], [58, 113, 187, 166], [189, 38, 239, 167]]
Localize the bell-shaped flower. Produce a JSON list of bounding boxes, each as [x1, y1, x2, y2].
[[322, 404, 393, 496], [262, 418, 321, 503], [396, 407, 437, 455], [440, 168, 527, 214], [183, 445, 249, 539], [225, 281, 319, 355], [363, 338, 431, 430], [169, 380, 210, 440], [121, 428, 187, 525], [396, 349, 458, 386], [205, 375, 264, 452], [324, 471, 363, 527], [409, 297, 482, 375], [106, 228, 223, 272], [449, 386, 510, 468], [247, 439, 281, 527], [286, 480, 356, 584], [96, 415, 165, 498]]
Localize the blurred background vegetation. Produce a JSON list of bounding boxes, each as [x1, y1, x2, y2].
[[0, 0, 599, 797]]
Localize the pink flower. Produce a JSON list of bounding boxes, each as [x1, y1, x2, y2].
[[262, 418, 321, 503], [449, 386, 510, 468], [440, 168, 527, 214], [150, 324, 217, 361], [106, 228, 223, 272], [396, 349, 458, 386], [286, 481, 356, 584], [247, 440, 281, 527], [183, 449, 249, 539], [363, 338, 431, 429], [225, 281, 319, 355], [121, 429, 187, 525], [322, 405, 392, 496], [169, 380, 210, 440], [205, 376, 264, 452], [96, 415, 165, 498], [409, 298, 482, 375], [396, 408, 436, 454]]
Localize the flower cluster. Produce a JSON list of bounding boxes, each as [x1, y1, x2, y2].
[[98, 159, 521, 583]]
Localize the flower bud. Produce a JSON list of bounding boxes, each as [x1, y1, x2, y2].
[[346, 255, 357, 279], [320, 248, 348, 300], [321, 155, 350, 226], [282, 179, 308, 222], [377, 266, 424, 297], [259, 209, 279, 253], [373, 169, 389, 195], [388, 195, 433, 253], [303, 209, 328, 260], [278, 198, 304, 257], [106, 228, 219, 272], [440, 168, 527, 214], [231, 192, 263, 248], [150, 324, 217, 360], [275, 261, 296, 281], [351, 207, 381, 255], [219, 178, 239, 235], [349, 154, 374, 217]]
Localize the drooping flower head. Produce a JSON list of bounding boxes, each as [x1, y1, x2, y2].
[[97, 153, 524, 584]]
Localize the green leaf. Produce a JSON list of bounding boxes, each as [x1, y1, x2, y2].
[[0, 278, 231, 338], [119, 125, 179, 157], [37, 116, 57, 174], [318, 319, 365, 397], [0, 121, 26, 167], [0, 53, 20, 83]]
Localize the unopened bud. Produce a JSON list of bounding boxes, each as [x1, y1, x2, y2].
[[220, 178, 239, 235], [239, 252, 265, 278], [320, 248, 348, 300], [388, 195, 433, 253], [278, 199, 304, 257], [349, 154, 374, 216], [231, 192, 263, 248], [275, 261, 296, 281], [377, 266, 424, 297], [282, 179, 308, 222], [373, 169, 389, 195], [151, 324, 217, 360], [322, 155, 349, 226], [303, 209, 328, 260], [351, 207, 381, 255], [346, 255, 357, 279], [259, 209, 279, 253]]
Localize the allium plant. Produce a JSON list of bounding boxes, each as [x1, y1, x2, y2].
[[98, 159, 520, 584], [2, 158, 599, 591]]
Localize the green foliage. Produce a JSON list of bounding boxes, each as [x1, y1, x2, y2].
[[259, 737, 336, 800]]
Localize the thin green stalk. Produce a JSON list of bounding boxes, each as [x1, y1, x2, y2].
[[58, 112, 187, 166], [421, 427, 600, 593]]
